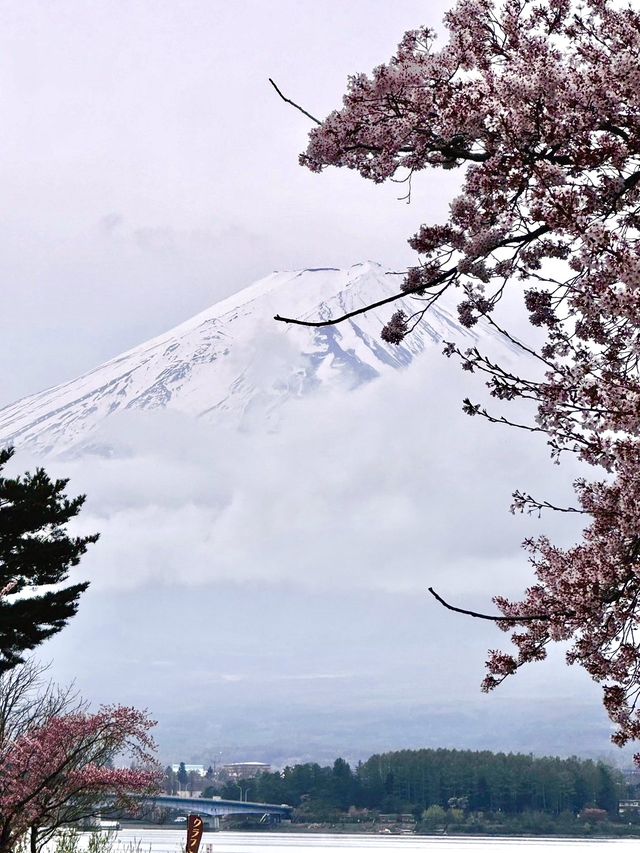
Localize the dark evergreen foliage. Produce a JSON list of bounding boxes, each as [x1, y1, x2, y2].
[[0, 446, 98, 670], [355, 748, 623, 816], [209, 748, 625, 820], [177, 762, 188, 787]]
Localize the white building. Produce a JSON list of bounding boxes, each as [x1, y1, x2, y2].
[[222, 762, 271, 780], [171, 763, 207, 777]]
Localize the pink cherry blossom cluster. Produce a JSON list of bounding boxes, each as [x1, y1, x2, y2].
[[297, 0, 640, 754], [0, 703, 161, 848], [0, 579, 18, 598]]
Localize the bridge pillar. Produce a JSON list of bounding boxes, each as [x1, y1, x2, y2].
[[206, 816, 220, 831]]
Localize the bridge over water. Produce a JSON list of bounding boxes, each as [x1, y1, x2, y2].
[[139, 795, 293, 828]]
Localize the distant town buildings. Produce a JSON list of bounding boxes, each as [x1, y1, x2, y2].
[[623, 767, 640, 785], [167, 759, 271, 791], [222, 762, 271, 780], [619, 799, 640, 817]]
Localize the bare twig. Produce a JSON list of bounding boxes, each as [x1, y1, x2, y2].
[[275, 267, 456, 327], [269, 78, 322, 125], [427, 587, 558, 622], [275, 289, 409, 328]]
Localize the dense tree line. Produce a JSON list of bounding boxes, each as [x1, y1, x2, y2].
[[206, 749, 624, 819], [355, 749, 621, 816]]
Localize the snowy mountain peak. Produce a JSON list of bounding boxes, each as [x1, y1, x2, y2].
[[0, 263, 489, 454]]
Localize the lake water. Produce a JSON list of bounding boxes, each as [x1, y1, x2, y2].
[[99, 829, 638, 853]]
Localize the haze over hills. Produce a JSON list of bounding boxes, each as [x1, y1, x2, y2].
[[0, 262, 518, 453], [156, 698, 619, 769]]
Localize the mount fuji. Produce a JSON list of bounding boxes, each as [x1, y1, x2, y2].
[[0, 262, 512, 454]]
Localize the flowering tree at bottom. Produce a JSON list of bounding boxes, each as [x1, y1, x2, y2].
[[0, 662, 161, 853]]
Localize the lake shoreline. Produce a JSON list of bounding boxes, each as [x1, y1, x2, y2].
[[97, 828, 640, 852], [121, 820, 640, 840]]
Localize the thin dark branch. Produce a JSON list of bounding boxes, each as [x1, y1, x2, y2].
[[481, 313, 555, 368], [269, 78, 322, 126], [274, 225, 551, 329], [427, 587, 559, 622], [275, 290, 405, 328], [275, 267, 456, 328], [512, 490, 586, 515]]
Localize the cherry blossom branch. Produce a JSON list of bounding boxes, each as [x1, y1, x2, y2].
[[511, 490, 586, 516], [275, 222, 550, 329], [0, 580, 17, 598]]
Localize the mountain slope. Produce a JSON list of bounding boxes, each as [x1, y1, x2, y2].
[[0, 262, 506, 454]]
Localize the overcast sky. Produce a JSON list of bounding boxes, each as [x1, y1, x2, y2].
[[0, 1, 617, 766]]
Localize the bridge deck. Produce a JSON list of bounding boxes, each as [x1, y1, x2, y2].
[[141, 795, 293, 819]]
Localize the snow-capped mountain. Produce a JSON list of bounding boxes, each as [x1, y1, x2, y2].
[[0, 262, 504, 454]]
